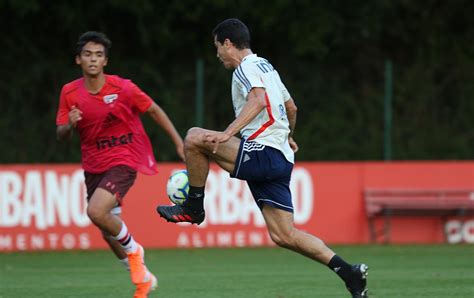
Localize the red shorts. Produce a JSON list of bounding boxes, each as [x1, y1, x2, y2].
[[84, 165, 137, 206]]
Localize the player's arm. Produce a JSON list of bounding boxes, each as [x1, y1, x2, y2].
[[276, 69, 298, 152], [224, 87, 267, 137], [205, 87, 266, 153], [285, 98, 297, 136], [285, 98, 298, 153], [56, 106, 82, 142], [56, 124, 73, 141], [146, 101, 185, 161]]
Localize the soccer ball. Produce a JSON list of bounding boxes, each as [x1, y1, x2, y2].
[[166, 170, 189, 205]]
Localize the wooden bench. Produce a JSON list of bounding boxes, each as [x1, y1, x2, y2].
[[364, 189, 474, 243]]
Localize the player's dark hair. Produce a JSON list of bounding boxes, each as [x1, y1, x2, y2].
[[76, 31, 112, 56], [212, 18, 250, 50]]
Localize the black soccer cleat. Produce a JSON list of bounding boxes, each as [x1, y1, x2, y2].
[[346, 264, 369, 298], [156, 203, 205, 225]]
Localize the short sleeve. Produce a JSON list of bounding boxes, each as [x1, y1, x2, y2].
[[235, 64, 265, 95], [128, 81, 153, 113], [275, 71, 292, 102], [56, 86, 70, 125]]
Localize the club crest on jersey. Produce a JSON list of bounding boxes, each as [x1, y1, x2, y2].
[[103, 94, 118, 104]]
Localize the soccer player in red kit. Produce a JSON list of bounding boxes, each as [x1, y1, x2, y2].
[[56, 31, 184, 297]]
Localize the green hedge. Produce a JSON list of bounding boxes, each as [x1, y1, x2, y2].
[[1, 0, 473, 162]]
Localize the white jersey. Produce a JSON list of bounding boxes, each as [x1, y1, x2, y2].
[[231, 54, 294, 163]]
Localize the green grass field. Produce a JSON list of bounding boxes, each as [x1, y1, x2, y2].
[[1, 245, 473, 298]]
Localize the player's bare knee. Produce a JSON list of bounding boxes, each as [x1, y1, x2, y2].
[[86, 205, 106, 225], [269, 228, 295, 248], [185, 127, 204, 149], [270, 233, 291, 248]]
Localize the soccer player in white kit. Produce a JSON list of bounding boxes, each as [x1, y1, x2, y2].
[[157, 18, 369, 297]]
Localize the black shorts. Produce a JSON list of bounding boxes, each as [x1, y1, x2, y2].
[[231, 139, 294, 213], [84, 165, 137, 206]]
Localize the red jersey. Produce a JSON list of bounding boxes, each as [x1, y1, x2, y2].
[[56, 74, 158, 175]]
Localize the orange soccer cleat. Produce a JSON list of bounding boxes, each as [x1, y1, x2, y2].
[[133, 270, 158, 298], [127, 244, 146, 284]]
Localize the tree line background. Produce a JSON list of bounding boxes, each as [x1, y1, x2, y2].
[[1, 0, 473, 163]]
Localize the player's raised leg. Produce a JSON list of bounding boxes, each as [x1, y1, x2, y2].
[[157, 127, 240, 224], [262, 205, 368, 297]]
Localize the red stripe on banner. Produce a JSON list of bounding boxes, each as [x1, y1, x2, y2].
[[2, 162, 474, 251], [248, 92, 274, 140]]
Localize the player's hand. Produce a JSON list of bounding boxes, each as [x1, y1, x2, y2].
[[68, 105, 83, 128], [204, 131, 231, 154], [289, 136, 299, 153]]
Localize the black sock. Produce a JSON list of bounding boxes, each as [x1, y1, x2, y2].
[[327, 255, 353, 283], [187, 185, 204, 210]]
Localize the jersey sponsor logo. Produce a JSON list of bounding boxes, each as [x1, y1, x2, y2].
[[95, 133, 133, 150], [102, 113, 121, 128], [103, 94, 118, 104], [278, 104, 287, 120]]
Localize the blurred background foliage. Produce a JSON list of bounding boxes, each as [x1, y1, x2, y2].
[[1, 0, 473, 163]]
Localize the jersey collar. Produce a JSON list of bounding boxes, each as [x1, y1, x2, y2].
[[241, 53, 257, 63]]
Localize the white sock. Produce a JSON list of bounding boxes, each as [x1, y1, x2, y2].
[[119, 258, 130, 271], [112, 222, 139, 254]]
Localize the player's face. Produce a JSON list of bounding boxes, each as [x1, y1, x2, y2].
[[76, 42, 108, 77], [214, 37, 234, 69]]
